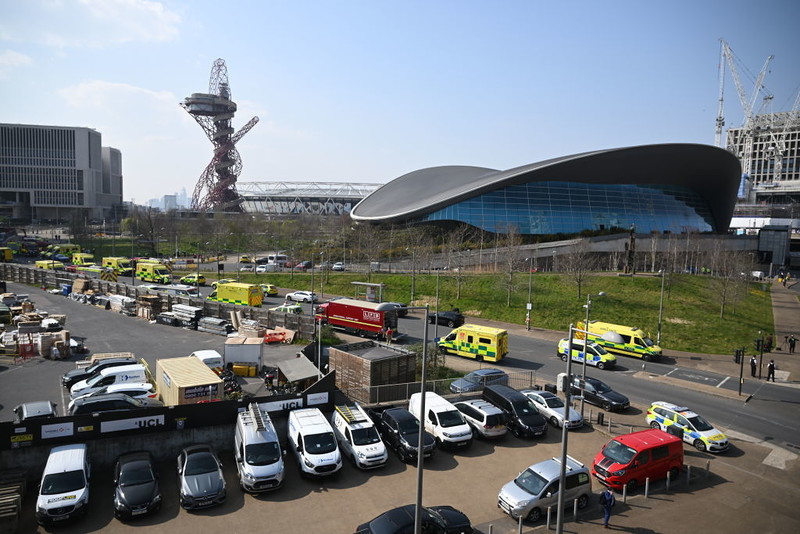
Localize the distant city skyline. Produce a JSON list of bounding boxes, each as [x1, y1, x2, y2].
[[2, 0, 798, 203]]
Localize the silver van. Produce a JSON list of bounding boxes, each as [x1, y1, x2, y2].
[[234, 403, 285, 492], [498, 455, 591, 522], [36, 443, 91, 524]]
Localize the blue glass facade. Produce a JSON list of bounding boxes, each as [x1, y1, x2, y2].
[[421, 181, 714, 235]]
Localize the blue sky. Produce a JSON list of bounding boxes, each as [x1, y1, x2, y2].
[[1, 0, 798, 204]]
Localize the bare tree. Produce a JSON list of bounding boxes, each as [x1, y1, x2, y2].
[[708, 239, 750, 318], [501, 225, 523, 306], [445, 225, 472, 300], [561, 238, 596, 299]]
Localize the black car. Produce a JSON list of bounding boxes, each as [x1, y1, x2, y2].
[[62, 357, 138, 389], [384, 302, 409, 318], [570, 376, 629, 412], [113, 451, 161, 520], [369, 407, 436, 463], [427, 310, 465, 328], [356, 504, 473, 534]]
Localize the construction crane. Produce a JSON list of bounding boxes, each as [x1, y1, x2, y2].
[[181, 59, 259, 212], [765, 90, 800, 181], [715, 39, 773, 179]]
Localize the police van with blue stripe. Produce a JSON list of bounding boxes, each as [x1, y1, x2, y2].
[[645, 401, 729, 453]]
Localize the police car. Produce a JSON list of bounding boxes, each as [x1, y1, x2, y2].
[[557, 338, 616, 370], [645, 401, 729, 453]]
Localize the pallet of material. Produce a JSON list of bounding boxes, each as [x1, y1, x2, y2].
[[156, 312, 178, 326], [197, 316, 233, 335]]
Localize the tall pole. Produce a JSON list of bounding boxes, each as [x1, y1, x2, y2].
[[556, 324, 575, 534], [580, 295, 591, 417], [411, 249, 416, 304], [526, 257, 533, 331], [657, 270, 666, 345], [414, 305, 430, 534]]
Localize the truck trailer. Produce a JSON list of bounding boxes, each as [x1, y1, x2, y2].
[[315, 298, 399, 340]]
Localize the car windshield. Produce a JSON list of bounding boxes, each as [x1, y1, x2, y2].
[[514, 468, 548, 496], [398, 416, 421, 434], [438, 410, 466, 428], [603, 439, 637, 464], [85, 373, 105, 386], [543, 396, 564, 409], [304, 432, 337, 454], [245, 442, 281, 466], [687, 415, 714, 432], [511, 399, 538, 415], [41, 470, 85, 495], [463, 374, 481, 385], [593, 381, 612, 394], [119, 463, 155, 486], [590, 343, 608, 354], [352, 427, 381, 446], [184, 452, 218, 476], [643, 337, 655, 347]]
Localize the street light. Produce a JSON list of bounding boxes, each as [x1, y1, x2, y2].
[[526, 257, 533, 331], [406, 247, 416, 304], [657, 269, 666, 345], [556, 323, 577, 534], [580, 291, 606, 417], [411, 304, 431, 534]]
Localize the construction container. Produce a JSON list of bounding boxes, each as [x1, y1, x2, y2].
[[224, 337, 263, 367], [155, 356, 223, 406]]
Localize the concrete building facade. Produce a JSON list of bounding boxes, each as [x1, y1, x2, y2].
[[0, 123, 123, 223]]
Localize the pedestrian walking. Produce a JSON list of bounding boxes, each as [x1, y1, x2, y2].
[[386, 326, 393, 344], [789, 335, 797, 354], [767, 360, 776, 382], [599, 487, 615, 528], [750, 355, 757, 377]]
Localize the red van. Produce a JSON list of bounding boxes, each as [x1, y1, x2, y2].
[[592, 429, 683, 492]]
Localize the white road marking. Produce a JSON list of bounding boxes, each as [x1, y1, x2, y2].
[[716, 376, 731, 388]]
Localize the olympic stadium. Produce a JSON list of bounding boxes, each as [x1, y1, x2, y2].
[[350, 144, 742, 236]]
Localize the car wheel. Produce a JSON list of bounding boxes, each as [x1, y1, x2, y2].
[[358, 330, 367, 338], [429, 317, 436, 324], [602, 402, 612, 411], [625, 479, 637, 493], [560, 353, 567, 362], [650, 421, 661, 429], [286, 295, 293, 301], [643, 354, 652, 362], [693, 439, 707, 452], [447, 320, 455, 327], [550, 416, 560, 428], [397, 447, 407, 463], [597, 362, 606, 370], [527, 507, 542, 522], [577, 494, 589, 509]]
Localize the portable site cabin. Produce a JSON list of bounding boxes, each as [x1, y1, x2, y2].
[[155, 356, 223, 405]]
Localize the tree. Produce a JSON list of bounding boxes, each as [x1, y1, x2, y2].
[[708, 240, 751, 319], [561, 238, 596, 299], [500, 225, 523, 306]]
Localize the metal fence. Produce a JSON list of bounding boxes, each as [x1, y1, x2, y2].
[[340, 369, 539, 405]]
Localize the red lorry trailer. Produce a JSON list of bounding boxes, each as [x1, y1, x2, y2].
[[315, 298, 400, 340]]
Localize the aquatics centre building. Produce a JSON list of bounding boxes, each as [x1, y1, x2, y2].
[[350, 144, 742, 236]]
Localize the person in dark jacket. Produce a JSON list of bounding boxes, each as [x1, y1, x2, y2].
[[599, 487, 615, 528], [750, 355, 757, 377], [767, 360, 776, 382]]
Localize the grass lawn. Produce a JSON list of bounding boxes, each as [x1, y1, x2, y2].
[[226, 270, 774, 356]]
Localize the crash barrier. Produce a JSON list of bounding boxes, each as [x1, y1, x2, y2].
[[339, 370, 537, 405], [0, 264, 315, 339]]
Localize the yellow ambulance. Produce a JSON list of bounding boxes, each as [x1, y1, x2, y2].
[[577, 320, 662, 362], [437, 324, 508, 362]]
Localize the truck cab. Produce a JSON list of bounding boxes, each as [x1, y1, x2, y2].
[[332, 403, 388, 469]]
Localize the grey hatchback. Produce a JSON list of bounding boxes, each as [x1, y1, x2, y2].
[[450, 369, 509, 393]]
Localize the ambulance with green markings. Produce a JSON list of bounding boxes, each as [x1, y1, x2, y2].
[[577, 320, 662, 362], [207, 282, 263, 307], [437, 324, 508, 363]]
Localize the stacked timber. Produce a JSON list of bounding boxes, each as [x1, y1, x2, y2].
[[197, 317, 233, 336]]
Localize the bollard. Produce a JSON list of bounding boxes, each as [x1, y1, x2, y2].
[[642, 362, 646, 372], [597, 411, 604, 425], [518, 514, 524, 533], [622, 484, 627, 503], [666, 470, 671, 492], [546, 506, 552, 530], [706, 460, 710, 478], [573, 498, 579, 521], [645, 477, 650, 497], [629, 425, 633, 434], [488, 526, 492, 534], [607, 417, 612, 433], [687, 465, 692, 485]]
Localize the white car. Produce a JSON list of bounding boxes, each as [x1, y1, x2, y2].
[[285, 290, 317, 303], [240, 264, 254, 272], [68, 382, 160, 412], [331, 262, 345, 271], [520, 390, 583, 429]]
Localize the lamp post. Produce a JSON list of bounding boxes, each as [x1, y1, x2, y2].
[[406, 247, 416, 304], [556, 323, 577, 534], [526, 257, 533, 331], [412, 304, 431, 534], [657, 269, 666, 345], [319, 250, 325, 298], [580, 291, 606, 416]]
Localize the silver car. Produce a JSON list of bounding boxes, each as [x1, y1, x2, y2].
[[176, 445, 226, 510], [520, 390, 583, 429]]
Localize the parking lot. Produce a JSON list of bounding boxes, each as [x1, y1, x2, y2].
[[2, 283, 800, 533]]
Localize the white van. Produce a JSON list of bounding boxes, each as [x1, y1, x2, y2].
[[234, 403, 285, 492], [331, 403, 388, 469], [190, 350, 224, 374], [36, 443, 91, 525], [287, 408, 342, 477], [408, 392, 473, 450], [69, 364, 147, 399]]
